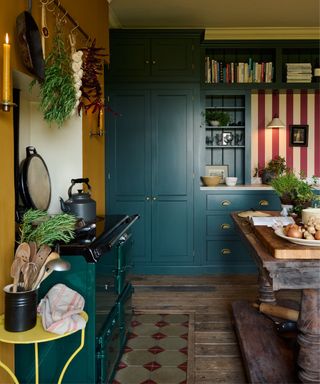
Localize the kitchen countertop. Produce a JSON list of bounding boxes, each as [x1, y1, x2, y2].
[[200, 184, 320, 191], [200, 184, 273, 191]]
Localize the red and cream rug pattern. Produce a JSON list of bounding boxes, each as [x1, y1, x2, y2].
[[113, 313, 189, 384]]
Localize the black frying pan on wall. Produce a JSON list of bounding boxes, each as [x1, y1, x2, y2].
[[16, 0, 45, 82]]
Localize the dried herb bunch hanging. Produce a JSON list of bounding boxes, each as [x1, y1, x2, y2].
[[78, 39, 106, 114], [39, 27, 76, 126]]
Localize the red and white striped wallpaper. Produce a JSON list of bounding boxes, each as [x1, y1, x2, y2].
[[251, 89, 320, 177]]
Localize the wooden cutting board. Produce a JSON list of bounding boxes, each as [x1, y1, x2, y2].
[[253, 226, 320, 259]]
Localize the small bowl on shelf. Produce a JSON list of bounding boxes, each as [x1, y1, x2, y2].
[[201, 176, 221, 186], [225, 177, 238, 186]]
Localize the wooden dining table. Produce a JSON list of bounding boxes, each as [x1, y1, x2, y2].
[[231, 212, 320, 384]]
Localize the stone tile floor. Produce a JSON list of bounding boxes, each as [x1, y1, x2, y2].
[[113, 313, 189, 384]]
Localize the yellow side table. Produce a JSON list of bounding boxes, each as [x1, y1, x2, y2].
[[0, 312, 88, 384]]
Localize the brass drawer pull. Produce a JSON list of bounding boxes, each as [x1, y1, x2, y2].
[[221, 223, 231, 230], [259, 199, 269, 206], [221, 200, 231, 206], [221, 248, 232, 255]]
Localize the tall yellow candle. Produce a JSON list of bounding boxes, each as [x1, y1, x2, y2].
[[3, 33, 11, 102]]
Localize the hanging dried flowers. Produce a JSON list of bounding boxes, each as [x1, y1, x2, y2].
[[78, 39, 106, 114], [39, 28, 76, 126]]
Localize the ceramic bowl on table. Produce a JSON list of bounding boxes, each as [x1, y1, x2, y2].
[[301, 208, 320, 224], [201, 176, 220, 186], [225, 177, 238, 186]]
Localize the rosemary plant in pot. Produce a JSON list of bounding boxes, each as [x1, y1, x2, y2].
[[5, 210, 77, 331], [13, 210, 76, 292]]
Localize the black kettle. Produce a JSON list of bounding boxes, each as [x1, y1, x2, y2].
[[60, 178, 96, 222]]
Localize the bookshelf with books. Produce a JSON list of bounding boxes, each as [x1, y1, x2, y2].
[[202, 40, 319, 89]]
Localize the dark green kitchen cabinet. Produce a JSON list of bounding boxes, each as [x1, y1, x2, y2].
[[108, 30, 201, 82], [106, 85, 197, 272], [195, 189, 281, 273]]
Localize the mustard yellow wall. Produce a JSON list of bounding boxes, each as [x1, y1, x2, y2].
[[0, 1, 108, 380]]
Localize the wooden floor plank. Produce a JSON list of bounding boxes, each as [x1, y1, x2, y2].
[[195, 331, 238, 344], [131, 274, 300, 384]]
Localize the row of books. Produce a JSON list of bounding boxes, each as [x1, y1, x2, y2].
[[286, 63, 312, 83], [205, 57, 274, 84]]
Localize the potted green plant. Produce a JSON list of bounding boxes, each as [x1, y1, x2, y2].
[[271, 172, 320, 215], [205, 110, 230, 126], [260, 155, 287, 184], [271, 171, 299, 204], [5, 209, 77, 331]]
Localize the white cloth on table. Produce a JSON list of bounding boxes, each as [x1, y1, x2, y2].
[[37, 283, 86, 335]]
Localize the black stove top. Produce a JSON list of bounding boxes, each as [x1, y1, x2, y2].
[[59, 214, 139, 262]]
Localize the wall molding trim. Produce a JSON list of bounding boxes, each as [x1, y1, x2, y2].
[[204, 27, 320, 40]]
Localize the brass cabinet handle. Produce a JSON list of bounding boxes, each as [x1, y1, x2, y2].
[[145, 60, 149, 64], [221, 200, 231, 206], [221, 248, 232, 255], [221, 223, 231, 230], [152, 60, 156, 64], [259, 199, 269, 206]]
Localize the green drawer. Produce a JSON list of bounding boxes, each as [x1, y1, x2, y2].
[[206, 192, 280, 211], [206, 240, 252, 263], [206, 214, 236, 237]]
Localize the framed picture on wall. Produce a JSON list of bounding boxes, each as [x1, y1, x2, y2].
[[205, 165, 229, 183], [290, 125, 309, 147]]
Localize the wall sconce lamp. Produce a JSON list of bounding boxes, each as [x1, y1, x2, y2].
[[1, 33, 16, 112], [266, 114, 285, 129]]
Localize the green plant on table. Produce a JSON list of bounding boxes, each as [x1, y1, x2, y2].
[[271, 172, 320, 214], [271, 171, 300, 204], [19, 209, 77, 247]]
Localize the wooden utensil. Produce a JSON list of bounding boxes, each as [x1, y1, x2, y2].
[[27, 244, 52, 290], [15, 242, 31, 262], [10, 256, 24, 292], [21, 262, 38, 291], [29, 241, 37, 261], [10, 242, 31, 292], [31, 251, 60, 290]]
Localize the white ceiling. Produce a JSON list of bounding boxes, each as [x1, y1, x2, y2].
[[109, 0, 320, 29]]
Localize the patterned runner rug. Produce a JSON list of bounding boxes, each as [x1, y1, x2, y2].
[[113, 312, 193, 384]]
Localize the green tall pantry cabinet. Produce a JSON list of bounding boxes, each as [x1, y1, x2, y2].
[[106, 85, 198, 273]]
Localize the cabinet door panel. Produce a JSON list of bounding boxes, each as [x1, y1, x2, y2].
[[152, 38, 194, 78], [152, 200, 193, 263], [109, 38, 150, 79], [109, 92, 151, 197], [152, 90, 193, 196], [107, 90, 152, 264], [151, 89, 194, 265]]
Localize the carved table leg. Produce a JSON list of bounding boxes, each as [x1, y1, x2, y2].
[[297, 289, 320, 383], [257, 268, 277, 304]]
